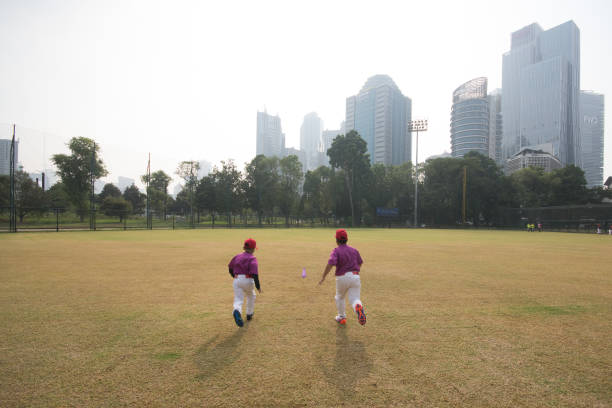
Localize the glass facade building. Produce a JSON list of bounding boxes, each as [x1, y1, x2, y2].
[[501, 21, 580, 167], [300, 112, 323, 171], [0, 138, 18, 175], [256, 111, 285, 158], [580, 91, 605, 187], [450, 77, 489, 158], [345, 75, 412, 165]]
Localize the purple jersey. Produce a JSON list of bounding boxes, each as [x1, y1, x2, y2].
[[328, 244, 363, 276], [228, 252, 258, 276]]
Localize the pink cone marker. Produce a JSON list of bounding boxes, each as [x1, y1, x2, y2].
[[302, 268, 307, 278]]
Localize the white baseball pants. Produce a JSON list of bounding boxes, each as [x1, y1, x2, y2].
[[335, 273, 362, 318], [233, 276, 256, 315]]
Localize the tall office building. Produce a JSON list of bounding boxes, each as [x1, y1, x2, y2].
[[300, 112, 323, 171], [0, 139, 18, 175], [488, 89, 503, 164], [580, 91, 605, 187], [118, 176, 135, 193], [501, 21, 580, 167], [256, 111, 285, 158], [345, 75, 412, 165], [322, 129, 341, 153], [450, 77, 490, 158]]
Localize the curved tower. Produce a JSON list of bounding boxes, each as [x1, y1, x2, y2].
[[450, 77, 489, 158]]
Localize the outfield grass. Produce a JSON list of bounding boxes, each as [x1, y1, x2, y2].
[[0, 229, 611, 407]]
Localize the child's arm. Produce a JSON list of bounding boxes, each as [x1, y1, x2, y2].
[[318, 264, 333, 285], [253, 275, 262, 293]]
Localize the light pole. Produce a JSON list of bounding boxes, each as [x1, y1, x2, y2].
[[407, 119, 428, 227]]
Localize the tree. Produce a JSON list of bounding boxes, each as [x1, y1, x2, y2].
[[14, 170, 45, 222], [45, 182, 71, 209], [421, 158, 464, 225], [302, 166, 335, 224], [100, 196, 132, 222], [196, 174, 218, 225], [546, 165, 588, 205], [462, 152, 505, 225], [123, 184, 146, 214], [212, 160, 243, 226], [510, 167, 549, 208], [277, 155, 303, 226], [327, 130, 371, 226], [244, 155, 279, 226], [176, 161, 200, 224], [141, 170, 172, 219], [98, 183, 122, 203], [0, 175, 8, 210], [52, 137, 108, 221]]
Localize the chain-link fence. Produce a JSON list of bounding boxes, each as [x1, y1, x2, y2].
[[1, 205, 611, 233]]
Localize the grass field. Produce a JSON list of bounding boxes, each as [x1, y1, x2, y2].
[[1, 229, 611, 407]]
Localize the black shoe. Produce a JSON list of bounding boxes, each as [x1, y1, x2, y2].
[[246, 314, 253, 321], [233, 310, 244, 327]]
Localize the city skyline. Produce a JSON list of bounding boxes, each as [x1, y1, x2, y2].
[[1, 0, 611, 191]]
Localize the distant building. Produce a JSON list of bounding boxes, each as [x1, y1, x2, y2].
[[450, 77, 489, 158], [501, 21, 580, 166], [580, 91, 604, 188], [300, 112, 323, 171], [488, 89, 503, 164], [346, 75, 412, 165], [426, 151, 452, 161], [505, 147, 563, 175], [322, 129, 341, 152], [197, 160, 212, 179], [283, 147, 307, 171], [256, 111, 285, 158], [94, 179, 105, 194], [0, 138, 18, 175], [118, 176, 135, 193]]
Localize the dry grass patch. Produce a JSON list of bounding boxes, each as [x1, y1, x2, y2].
[[0, 229, 611, 407]]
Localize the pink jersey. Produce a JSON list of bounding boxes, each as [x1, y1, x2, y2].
[[228, 252, 258, 276], [328, 244, 363, 276]]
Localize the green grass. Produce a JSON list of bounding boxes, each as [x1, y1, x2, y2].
[[0, 229, 611, 407]]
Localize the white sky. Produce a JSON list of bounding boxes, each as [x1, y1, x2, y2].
[[1, 0, 611, 191]]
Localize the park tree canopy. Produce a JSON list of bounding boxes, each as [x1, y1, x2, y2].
[[52, 137, 107, 220]]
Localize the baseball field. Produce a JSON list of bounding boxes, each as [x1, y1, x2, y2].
[[0, 229, 611, 407]]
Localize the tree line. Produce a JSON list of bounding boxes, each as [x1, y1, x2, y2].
[[1, 133, 610, 226]]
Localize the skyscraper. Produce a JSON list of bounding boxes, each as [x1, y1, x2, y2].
[[501, 21, 580, 167], [345, 75, 412, 166], [580, 91, 605, 187], [300, 112, 323, 171], [256, 111, 285, 158], [0, 139, 18, 175], [450, 77, 489, 158]]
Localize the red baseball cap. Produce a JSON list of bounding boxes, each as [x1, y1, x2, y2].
[[244, 238, 257, 250], [335, 229, 348, 240]]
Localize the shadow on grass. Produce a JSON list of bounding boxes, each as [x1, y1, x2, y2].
[[321, 325, 373, 401], [194, 325, 246, 381]]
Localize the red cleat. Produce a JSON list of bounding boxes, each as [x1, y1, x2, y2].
[[355, 304, 366, 325]]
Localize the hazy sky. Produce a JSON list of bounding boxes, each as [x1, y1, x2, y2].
[[1, 0, 611, 191]]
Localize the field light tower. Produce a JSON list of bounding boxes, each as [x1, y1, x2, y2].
[[407, 119, 428, 227]]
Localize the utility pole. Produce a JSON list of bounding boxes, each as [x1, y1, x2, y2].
[[407, 119, 428, 227], [9, 125, 16, 232], [90, 142, 96, 231], [462, 166, 467, 224]]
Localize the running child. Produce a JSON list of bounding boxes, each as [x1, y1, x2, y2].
[[228, 238, 262, 327], [318, 229, 366, 326]]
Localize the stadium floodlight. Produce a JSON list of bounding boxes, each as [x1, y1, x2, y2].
[[407, 119, 428, 227]]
